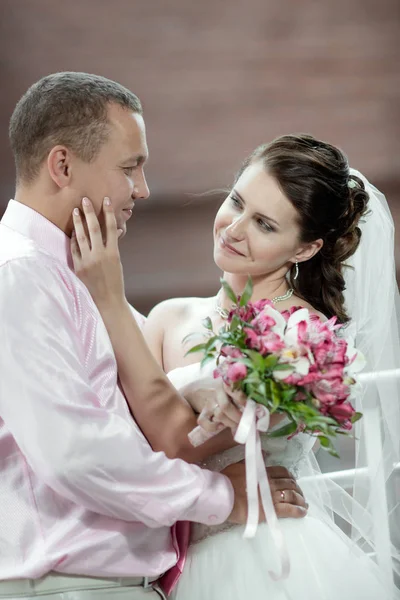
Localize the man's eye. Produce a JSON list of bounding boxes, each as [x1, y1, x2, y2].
[[123, 167, 134, 175]]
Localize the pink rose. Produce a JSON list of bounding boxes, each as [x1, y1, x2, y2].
[[296, 320, 309, 344], [244, 327, 260, 349], [330, 339, 347, 365], [262, 333, 285, 354], [244, 328, 284, 356], [226, 362, 248, 383], [213, 368, 221, 379], [252, 310, 276, 333], [329, 402, 355, 423], [253, 298, 274, 312], [221, 346, 243, 359], [228, 305, 257, 323]]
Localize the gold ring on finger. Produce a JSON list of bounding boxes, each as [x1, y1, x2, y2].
[[280, 490, 286, 502]]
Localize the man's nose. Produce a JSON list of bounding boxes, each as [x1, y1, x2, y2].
[[132, 169, 150, 200]]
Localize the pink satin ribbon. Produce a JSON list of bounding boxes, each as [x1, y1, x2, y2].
[[234, 400, 291, 580], [188, 400, 291, 580]]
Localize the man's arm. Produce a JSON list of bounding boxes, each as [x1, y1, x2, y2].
[[0, 259, 234, 528]]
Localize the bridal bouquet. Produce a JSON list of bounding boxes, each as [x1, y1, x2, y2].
[[188, 279, 365, 456]]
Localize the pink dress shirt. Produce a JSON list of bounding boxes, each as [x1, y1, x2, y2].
[[0, 200, 233, 581]]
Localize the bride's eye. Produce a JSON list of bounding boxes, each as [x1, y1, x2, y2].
[[257, 218, 274, 233], [230, 195, 243, 210]]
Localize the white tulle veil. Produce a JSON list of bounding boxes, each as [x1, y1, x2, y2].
[[298, 169, 400, 594]]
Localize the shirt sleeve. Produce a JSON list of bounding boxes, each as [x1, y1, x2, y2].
[[0, 259, 234, 528]]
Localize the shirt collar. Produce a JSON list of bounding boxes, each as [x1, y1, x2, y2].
[[1, 199, 73, 269]]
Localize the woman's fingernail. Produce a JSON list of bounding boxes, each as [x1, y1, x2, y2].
[[117, 229, 124, 238], [82, 197, 90, 206], [73, 208, 80, 216], [104, 197, 111, 206]]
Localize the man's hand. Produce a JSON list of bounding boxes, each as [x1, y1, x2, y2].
[[222, 463, 308, 524]]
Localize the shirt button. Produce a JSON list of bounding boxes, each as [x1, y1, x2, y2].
[[208, 514, 218, 522]]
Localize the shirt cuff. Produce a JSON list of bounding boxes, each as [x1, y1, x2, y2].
[[184, 471, 234, 525]]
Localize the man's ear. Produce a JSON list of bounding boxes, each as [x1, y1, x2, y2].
[[292, 238, 324, 265], [47, 145, 73, 188]]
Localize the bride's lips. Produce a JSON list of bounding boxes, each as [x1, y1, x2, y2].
[[220, 237, 246, 257]]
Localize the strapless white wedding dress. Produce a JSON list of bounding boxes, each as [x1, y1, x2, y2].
[[168, 363, 399, 600]]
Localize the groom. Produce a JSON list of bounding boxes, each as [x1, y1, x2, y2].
[[0, 72, 308, 599]]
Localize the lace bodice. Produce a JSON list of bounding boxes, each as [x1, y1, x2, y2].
[[168, 363, 315, 543]]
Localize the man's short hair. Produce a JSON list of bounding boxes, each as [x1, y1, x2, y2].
[[9, 72, 143, 183]]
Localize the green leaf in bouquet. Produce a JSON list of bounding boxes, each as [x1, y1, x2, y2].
[[244, 350, 266, 371], [257, 382, 267, 397], [201, 354, 216, 368], [261, 378, 274, 404], [264, 354, 279, 371], [317, 435, 331, 448], [268, 420, 298, 438], [234, 357, 254, 369], [317, 416, 340, 425], [272, 363, 293, 371], [334, 428, 352, 436], [270, 380, 281, 405], [202, 316, 214, 331], [290, 402, 316, 416], [350, 411, 363, 424], [271, 394, 280, 412], [230, 314, 242, 331], [219, 331, 235, 343], [243, 371, 262, 386], [248, 390, 271, 407], [185, 342, 207, 356], [281, 388, 297, 403], [318, 435, 340, 458], [220, 279, 238, 305], [204, 337, 218, 353], [182, 331, 202, 345], [311, 423, 331, 435], [239, 276, 253, 307]]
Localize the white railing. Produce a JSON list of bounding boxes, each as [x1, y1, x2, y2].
[[314, 368, 400, 593]]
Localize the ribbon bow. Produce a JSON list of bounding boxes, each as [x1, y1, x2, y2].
[[234, 400, 290, 581]]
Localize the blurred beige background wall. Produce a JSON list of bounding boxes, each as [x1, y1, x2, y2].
[[1, 0, 399, 314]]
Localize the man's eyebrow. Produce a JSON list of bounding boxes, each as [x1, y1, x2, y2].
[[120, 154, 148, 165]]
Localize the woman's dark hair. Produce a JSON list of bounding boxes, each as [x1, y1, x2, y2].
[[237, 134, 369, 323]]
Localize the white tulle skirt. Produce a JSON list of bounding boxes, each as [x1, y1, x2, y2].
[[172, 508, 398, 600]]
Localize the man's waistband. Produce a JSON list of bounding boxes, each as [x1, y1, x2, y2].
[[0, 571, 162, 597]]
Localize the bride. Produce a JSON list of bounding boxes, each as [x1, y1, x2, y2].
[[71, 133, 400, 599]]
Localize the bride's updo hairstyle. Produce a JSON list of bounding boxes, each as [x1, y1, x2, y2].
[[236, 134, 369, 323]]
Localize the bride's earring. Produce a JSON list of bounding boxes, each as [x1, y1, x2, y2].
[[293, 260, 299, 280]]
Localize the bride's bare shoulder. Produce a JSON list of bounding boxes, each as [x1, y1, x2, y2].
[[147, 295, 214, 323], [288, 295, 327, 322]]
